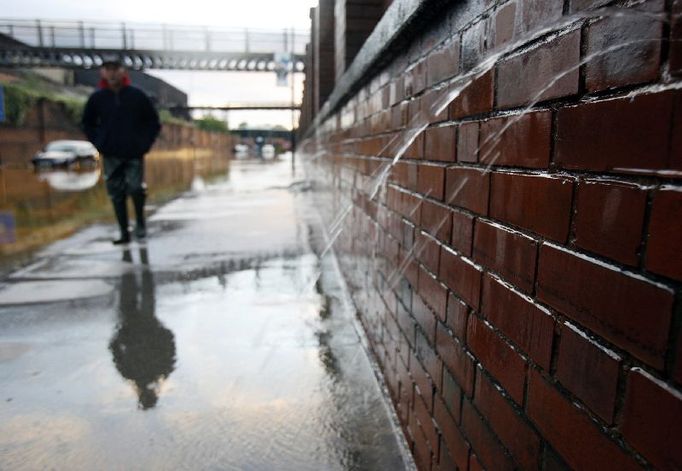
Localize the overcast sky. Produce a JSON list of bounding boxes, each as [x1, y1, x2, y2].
[[1, 0, 317, 128]]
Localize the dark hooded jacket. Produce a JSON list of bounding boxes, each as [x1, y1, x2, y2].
[[81, 76, 161, 159]]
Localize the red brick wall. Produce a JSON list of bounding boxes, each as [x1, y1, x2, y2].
[[300, 0, 682, 469]]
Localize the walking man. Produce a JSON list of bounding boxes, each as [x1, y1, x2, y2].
[[82, 55, 161, 244]]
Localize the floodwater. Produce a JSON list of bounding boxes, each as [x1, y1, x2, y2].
[[0, 155, 413, 470], [0, 147, 229, 263]]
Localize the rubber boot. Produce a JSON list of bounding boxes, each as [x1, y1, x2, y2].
[[112, 198, 130, 245], [132, 191, 146, 239]]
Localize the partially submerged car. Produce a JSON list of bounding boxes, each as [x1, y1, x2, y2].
[[32, 140, 99, 169]]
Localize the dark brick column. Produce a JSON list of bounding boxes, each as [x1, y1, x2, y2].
[[334, 0, 391, 80], [314, 0, 336, 112]]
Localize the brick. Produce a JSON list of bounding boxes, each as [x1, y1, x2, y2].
[[449, 70, 494, 119], [418, 265, 448, 322], [555, 92, 675, 172], [420, 199, 452, 243], [422, 88, 449, 124], [441, 367, 463, 422], [537, 243, 674, 369], [434, 398, 470, 471], [413, 293, 438, 346], [474, 369, 542, 470], [445, 293, 468, 342], [573, 180, 647, 267], [496, 29, 580, 108], [397, 353, 413, 413], [527, 369, 640, 471], [445, 167, 490, 215], [400, 251, 420, 289], [672, 0, 682, 75], [675, 338, 682, 385], [436, 322, 475, 397], [473, 220, 538, 293], [391, 102, 408, 130], [461, 400, 515, 471], [412, 350, 435, 412], [568, 0, 610, 11], [406, 59, 427, 96], [519, 0, 563, 36], [424, 125, 456, 162], [396, 299, 416, 350], [491, 0, 564, 48], [426, 41, 459, 86], [461, 19, 487, 72], [416, 327, 443, 390], [645, 188, 682, 282], [621, 368, 682, 470], [414, 387, 440, 448], [394, 188, 422, 225], [479, 110, 552, 169], [409, 413, 434, 471], [542, 446, 571, 471], [673, 93, 682, 170], [402, 218, 416, 249], [434, 444, 455, 471], [469, 453, 484, 471], [481, 274, 554, 370], [451, 210, 474, 257], [416, 231, 441, 276], [584, 1, 663, 92], [391, 161, 418, 191], [556, 322, 621, 424], [439, 246, 482, 310], [490, 173, 573, 243], [468, 317, 526, 406], [404, 132, 424, 160], [418, 164, 445, 200], [491, 1, 516, 48], [457, 121, 479, 163]]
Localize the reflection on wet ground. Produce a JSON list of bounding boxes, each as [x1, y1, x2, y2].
[[0, 149, 229, 263], [0, 156, 412, 470]]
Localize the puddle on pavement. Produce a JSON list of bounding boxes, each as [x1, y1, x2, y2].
[[0, 156, 411, 470]]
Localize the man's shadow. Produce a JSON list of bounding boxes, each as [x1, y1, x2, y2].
[[109, 247, 176, 410]]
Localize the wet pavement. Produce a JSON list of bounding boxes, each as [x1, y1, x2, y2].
[[0, 155, 413, 470]]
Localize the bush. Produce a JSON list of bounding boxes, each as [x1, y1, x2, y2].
[[3, 83, 37, 126], [194, 115, 229, 133]]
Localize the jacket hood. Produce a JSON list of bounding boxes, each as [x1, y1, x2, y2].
[[98, 74, 132, 89]]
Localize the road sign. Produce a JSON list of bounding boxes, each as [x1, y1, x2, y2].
[[274, 52, 291, 87], [0, 85, 5, 123]]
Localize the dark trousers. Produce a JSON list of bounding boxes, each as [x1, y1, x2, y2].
[[103, 156, 146, 236]]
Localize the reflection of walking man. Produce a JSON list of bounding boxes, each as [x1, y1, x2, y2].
[[110, 248, 176, 410], [81, 56, 161, 244]]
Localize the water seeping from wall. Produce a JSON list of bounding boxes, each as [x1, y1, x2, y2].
[[298, 3, 674, 297]]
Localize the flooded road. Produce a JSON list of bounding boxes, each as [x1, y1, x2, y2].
[[0, 147, 229, 264], [0, 155, 413, 470]]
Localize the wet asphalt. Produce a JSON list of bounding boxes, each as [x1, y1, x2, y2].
[[0, 155, 413, 470]]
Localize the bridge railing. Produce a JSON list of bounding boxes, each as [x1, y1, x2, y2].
[[0, 19, 308, 55]]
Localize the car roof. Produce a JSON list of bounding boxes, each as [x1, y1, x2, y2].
[[47, 140, 94, 147]]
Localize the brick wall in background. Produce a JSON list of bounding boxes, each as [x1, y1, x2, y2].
[[300, 0, 682, 469], [0, 98, 231, 166]]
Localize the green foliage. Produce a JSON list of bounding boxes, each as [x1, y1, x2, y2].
[[57, 96, 85, 125], [1, 81, 86, 127], [195, 115, 229, 133], [158, 109, 188, 126], [3, 83, 38, 125]]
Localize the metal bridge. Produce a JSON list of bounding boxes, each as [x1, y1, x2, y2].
[[168, 104, 301, 111], [0, 19, 307, 72]]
